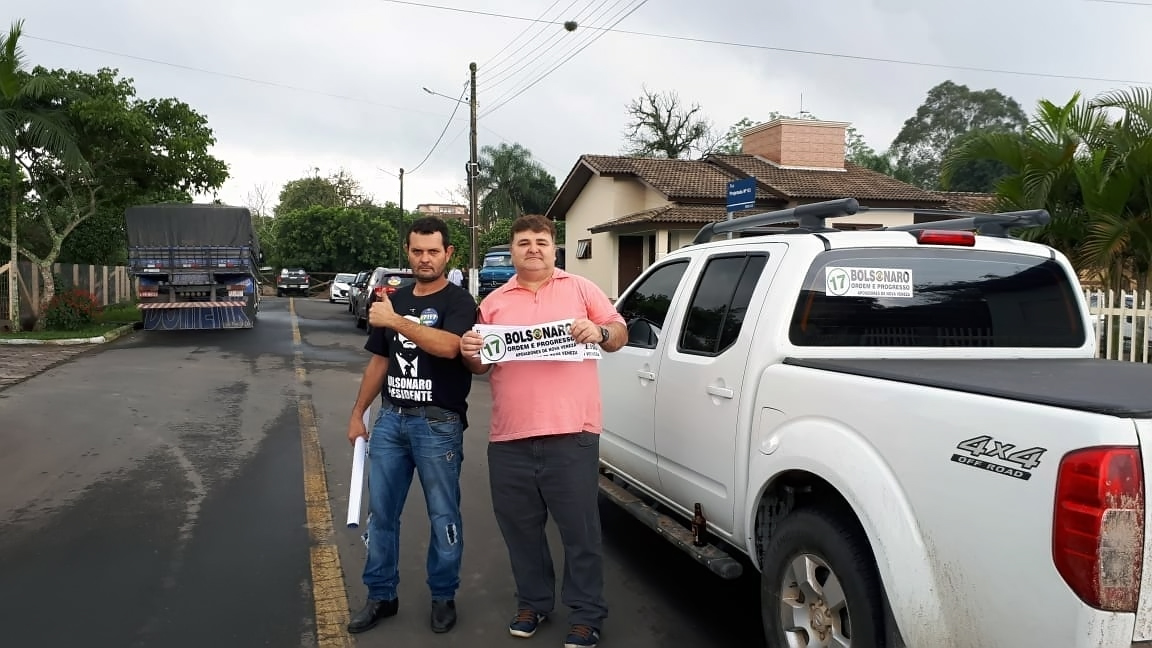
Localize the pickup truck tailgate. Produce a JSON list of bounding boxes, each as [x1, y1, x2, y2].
[[1136, 418, 1152, 641]]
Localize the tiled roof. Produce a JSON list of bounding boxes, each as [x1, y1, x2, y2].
[[580, 155, 776, 201], [589, 204, 728, 232], [706, 154, 946, 203], [931, 191, 1000, 213]]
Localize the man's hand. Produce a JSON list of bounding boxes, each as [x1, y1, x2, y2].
[[348, 414, 368, 446], [570, 318, 604, 345], [460, 330, 483, 357], [369, 293, 397, 329]]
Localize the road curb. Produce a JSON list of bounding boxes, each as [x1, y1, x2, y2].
[[0, 323, 136, 346]]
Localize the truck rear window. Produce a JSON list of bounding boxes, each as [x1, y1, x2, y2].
[[789, 248, 1086, 347]]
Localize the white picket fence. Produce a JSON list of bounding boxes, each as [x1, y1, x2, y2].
[[1087, 289, 1151, 363]]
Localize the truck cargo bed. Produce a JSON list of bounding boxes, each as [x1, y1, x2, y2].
[[783, 357, 1152, 418]]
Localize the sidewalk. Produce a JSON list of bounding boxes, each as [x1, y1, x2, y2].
[[0, 345, 92, 390]]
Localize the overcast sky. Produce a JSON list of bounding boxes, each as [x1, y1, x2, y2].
[[17, 0, 1152, 213]]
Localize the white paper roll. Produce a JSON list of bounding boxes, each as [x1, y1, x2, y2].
[[346, 408, 371, 528]]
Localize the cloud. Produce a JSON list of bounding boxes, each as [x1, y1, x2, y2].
[[16, 0, 1152, 214]]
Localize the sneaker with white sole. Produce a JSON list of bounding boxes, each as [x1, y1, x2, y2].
[[564, 624, 600, 647], [508, 609, 547, 638]]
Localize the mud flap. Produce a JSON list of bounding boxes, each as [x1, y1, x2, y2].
[[142, 305, 254, 330]]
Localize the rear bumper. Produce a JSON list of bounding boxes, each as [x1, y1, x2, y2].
[[138, 302, 253, 330]]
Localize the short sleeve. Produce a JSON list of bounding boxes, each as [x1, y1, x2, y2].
[[441, 288, 479, 336], [364, 325, 389, 357], [581, 277, 625, 326]]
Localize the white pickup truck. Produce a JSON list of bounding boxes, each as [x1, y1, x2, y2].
[[595, 198, 1152, 648]]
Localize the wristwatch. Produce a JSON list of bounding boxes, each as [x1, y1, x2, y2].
[[599, 326, 610, 344]]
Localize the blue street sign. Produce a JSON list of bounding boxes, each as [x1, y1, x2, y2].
[[726, 177, 757, 213]]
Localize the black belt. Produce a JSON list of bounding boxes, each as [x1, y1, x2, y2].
[[385, 404, 456, 421]]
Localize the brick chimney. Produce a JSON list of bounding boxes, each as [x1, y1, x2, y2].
[[740, 118, 849, 170]]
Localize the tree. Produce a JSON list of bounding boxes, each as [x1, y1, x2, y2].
[[0, 19, 84, 330], [942, 88, 1152, 295], [275, 168, 371, 217], [623, 86, 714, 159], [889, 80, 1028, 190], [275, 204, 398, 271], [5, 65, 228, 321], [474, 142, 556, 230]]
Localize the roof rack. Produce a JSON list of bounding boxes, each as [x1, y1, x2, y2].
[[691, 198, 859, 244], [880, 209, 1051, 238], [690, 198, 1050, 244]]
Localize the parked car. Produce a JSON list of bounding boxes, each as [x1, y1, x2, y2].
[[353, 267, 414, 331], [329, 272, 358, 304], [478, 243, 565, 299], [276, 268, 309, 297], [596, 198, 1152, 648], [346, 270, 370, 313]]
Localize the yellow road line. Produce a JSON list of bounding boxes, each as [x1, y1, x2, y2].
[[290, 298, 354, 647]]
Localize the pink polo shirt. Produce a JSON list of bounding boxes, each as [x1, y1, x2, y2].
[[478, 268, 625, 443]]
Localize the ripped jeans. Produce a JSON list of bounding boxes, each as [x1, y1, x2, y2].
[[363, 407, 464, 601]]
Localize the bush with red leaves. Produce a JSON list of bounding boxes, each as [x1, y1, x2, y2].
[[43, 288, 100, 331]]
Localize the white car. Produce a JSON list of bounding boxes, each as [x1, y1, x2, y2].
[[329, 272, 357, 304], [597, 198, 1152, 648]]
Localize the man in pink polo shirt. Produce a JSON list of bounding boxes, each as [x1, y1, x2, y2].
[[460, 214, 625, 648]]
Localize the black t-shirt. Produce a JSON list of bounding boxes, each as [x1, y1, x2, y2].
[[364, 282, 478, 429]]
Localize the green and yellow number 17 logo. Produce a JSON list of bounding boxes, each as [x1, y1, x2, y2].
[[481, 334, 507, 362]]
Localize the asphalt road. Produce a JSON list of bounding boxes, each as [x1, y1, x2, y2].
[[0, 296, 766, 648]]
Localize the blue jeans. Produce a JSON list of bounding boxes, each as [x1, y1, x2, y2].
[[363, 407, 464, 601]]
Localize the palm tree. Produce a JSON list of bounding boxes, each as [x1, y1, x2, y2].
[[0, 19, 84, 331], [941, 90, 1152, 293], [473, 143, 556, 230], [1080, 87, 1152, 295]]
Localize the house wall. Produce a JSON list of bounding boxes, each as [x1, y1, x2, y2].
[[562, 175, 620, 290]]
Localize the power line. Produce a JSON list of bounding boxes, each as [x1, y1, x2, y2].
[[376, 0, 1152, 85], [481, 0, 649, 119], [483, 0, 622, 92], [479, 0, 567, 72], [23, 33, 453, 118], [1084, 0, 1152, 5], [406, 81, 469, 174]]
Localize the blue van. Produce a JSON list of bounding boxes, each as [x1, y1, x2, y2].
[[477, 243, 565, 299]]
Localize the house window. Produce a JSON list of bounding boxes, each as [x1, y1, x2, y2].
[[576, 238, 592, 259]]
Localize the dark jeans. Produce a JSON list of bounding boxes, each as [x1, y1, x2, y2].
[[488, 431, 607, 629], [363, 407, 464, 601]]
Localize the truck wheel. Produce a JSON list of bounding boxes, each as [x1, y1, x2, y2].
[[760, 508, 884, 648]]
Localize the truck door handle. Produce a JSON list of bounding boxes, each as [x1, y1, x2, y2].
[[707, 385, 734, 399], [636, 370, 656, 380]]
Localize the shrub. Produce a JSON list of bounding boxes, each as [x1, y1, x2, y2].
[[99, 301, 142, 323], [43, 288, 100, 331]]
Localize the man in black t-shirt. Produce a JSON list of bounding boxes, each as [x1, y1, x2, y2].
[[346, 217, 477, 637]]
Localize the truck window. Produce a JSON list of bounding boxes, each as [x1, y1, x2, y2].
[[679, 253, 768, 355], [789, 248, 1086, 347], [616, 260, 690, 349]]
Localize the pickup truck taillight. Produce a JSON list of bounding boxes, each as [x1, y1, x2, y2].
[[1053, 446, 1144, 612]]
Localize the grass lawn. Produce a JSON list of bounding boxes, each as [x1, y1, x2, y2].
[[0, 302, 141, 340]]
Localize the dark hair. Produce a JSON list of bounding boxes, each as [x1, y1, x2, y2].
[[407, 216, 451, 249], [509, 214, 556, 242]]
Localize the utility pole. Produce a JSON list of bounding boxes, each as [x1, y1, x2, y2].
[[398, 167, 405, 268], [467, 61, 479, 298]]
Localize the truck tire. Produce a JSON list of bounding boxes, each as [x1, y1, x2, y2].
[[760, 508, 884, 648]]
